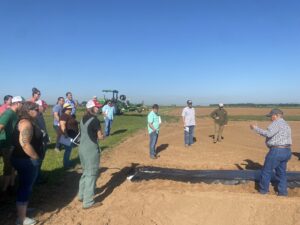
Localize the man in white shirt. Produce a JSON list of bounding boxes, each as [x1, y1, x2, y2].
[[182, 100, 196, 147]]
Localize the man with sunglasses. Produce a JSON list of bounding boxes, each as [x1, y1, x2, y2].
[[0, 96, 24, 198], [102, 100, 116, 136]]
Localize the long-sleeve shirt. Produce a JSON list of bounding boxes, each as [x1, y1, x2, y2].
[[210, 108, 228, 125], [254, 118, 292, 147]]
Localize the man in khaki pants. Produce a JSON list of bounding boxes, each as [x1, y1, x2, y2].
[[210, 103, 228, 143]]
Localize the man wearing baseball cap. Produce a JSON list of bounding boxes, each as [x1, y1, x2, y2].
[[0, 96, 24, 197], [210, 103, 228, 143], [78, 100, 104, 209], [250, 108, 292, 196], [182, 100, 196, 147]]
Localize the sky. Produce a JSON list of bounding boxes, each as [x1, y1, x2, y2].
[[0, 0, 300, 105]]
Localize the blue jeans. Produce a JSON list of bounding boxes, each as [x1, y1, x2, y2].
[[53, 125, 61, 149], [63, 144, 73, 168], [184, 125, 195, 146], [11, 158, 40, 204], [149, 131, 159, 157], [259, 148, 291, 195], [105, 118, 113, 136]]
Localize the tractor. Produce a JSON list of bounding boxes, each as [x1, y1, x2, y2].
[[100, 89, 147, 114]]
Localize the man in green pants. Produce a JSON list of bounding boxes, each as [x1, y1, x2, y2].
[[78, 99, 103, 209], [210, 103, 228, 143]]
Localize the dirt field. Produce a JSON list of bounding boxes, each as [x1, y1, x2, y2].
[[27, 108, 300, 225], [164, 107, 300, 117]]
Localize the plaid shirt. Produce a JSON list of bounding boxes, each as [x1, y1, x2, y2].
[[254, 118, 292, 147]]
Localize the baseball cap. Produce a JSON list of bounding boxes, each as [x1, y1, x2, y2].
[[93, 99, 102, 108], [187, 100, 192, 105], [266, 108, 283, 117], [219, 103, 224, 107], [12, 96, 25, 103], [63, 103, 73, 109], [86, 100, 101, 109]]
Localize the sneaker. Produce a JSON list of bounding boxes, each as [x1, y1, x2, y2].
[[150, 155, 157, 159], [16, 217, 37, 225], [83, 202, 102, 210]]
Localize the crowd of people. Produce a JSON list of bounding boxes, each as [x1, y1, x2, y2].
[[0, 88, 108, 225], [0, 90, 294, 224]]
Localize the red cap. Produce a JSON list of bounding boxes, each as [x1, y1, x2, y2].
[[93, 100, 102, 108]]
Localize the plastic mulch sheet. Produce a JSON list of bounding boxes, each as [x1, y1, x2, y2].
[[129, 167, 300, 188]]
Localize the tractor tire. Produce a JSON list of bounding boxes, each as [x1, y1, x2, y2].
[[120, 95, 126, 101]]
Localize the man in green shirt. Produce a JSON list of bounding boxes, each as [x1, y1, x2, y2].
[[0, 96, 24, 195], [210, 103, 228, 143], [147, 104, 160, 159]]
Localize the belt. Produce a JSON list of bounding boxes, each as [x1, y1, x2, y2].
[[270, 145, 291, 149]]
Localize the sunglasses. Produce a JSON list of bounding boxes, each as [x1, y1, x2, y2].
[[29, 108, 39, 112]]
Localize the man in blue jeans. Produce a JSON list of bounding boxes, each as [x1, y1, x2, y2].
[[182, 100, 196, 147], [102, 101, 116, 136], [147, 104, 160, 159], [250, 108, 292, 196]]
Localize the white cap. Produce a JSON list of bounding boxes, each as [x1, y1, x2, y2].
[[35, 99, 42, 106], [219, 103, 224, 107], [12, 96, 24, 103], [86, 100, 96, 109]]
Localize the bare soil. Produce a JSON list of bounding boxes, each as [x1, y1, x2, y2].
[[5, 108, 300, 225], [37, 112, 300, 225]]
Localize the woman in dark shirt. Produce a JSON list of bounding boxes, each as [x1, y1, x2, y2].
[[59, 103, 79, 168], [11, 101, 43, 225]]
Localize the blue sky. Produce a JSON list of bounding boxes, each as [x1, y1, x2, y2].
[[0, 0, 300, 105]]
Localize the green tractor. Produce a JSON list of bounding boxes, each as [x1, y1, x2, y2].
[[101, 89, 147, 114]]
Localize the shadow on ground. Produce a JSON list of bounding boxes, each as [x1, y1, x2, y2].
[[0, 157, 112, 225], [95, 163, 138, 203], [111, 129, 128, 136], [157, 144, 169, 154]]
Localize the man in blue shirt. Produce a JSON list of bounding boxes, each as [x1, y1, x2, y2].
[[65, 92, 77, 117], [102, 101, 116, 136], [52, 97, 65, 152]]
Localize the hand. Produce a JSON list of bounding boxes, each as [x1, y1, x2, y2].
[[250, 124, 257, 130]]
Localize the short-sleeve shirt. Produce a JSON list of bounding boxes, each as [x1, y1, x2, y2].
[[182, 107, 196, 126], [52, 104, 63, 126], [147, 111, 160, 134], [0, 109, 18, 148], [102, 105, 115, 120], [82, 114, 101, 144], [60, 113, 79, 138], [0, 104, 10, 116]]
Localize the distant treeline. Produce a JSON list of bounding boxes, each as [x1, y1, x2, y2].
[[209, 103, 300, 108]]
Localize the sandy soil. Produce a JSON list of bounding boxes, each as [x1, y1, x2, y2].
[[27, 110, 300, 225]]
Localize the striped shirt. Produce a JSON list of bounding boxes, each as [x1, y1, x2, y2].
[[254, 118, 292, 147]]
